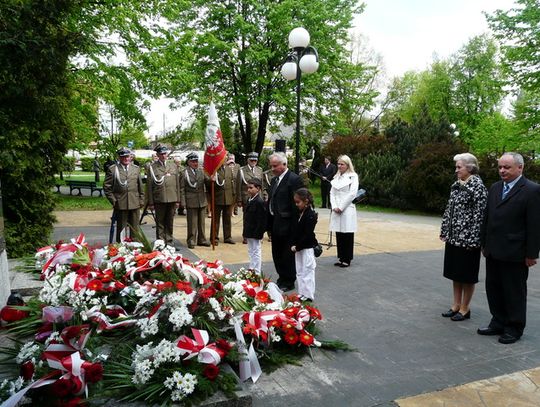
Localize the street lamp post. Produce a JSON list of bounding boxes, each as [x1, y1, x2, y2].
[[280, 27, 319, 174], [450, 123, 460, 138]]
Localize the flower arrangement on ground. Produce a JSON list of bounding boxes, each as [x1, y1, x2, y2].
[[0, 234, 347, 406]]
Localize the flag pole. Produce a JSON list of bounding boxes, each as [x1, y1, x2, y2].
[[211, 180, 216, 250]]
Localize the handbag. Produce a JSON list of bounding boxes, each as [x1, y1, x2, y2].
[[313, 243, 323, 258], [352, 188, 367, 204]]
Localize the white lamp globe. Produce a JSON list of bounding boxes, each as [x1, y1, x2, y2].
[[454, 131, 460, 137], [281, 61, 297, 81], [299, 53, 319, 74], [449, 123, 456, 130], [289, 27, 310, 49]]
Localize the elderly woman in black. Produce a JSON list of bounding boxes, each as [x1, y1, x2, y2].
[[440, 153, 487, 321]]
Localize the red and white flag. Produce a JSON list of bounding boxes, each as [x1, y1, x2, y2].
[[203, 102, 227, 176]]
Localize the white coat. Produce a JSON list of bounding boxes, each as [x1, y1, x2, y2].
[[329, 171, 358, 233]]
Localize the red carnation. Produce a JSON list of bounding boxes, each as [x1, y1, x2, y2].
[[20, 361, 34, 380], [84, 362, 103, 383], [203, 364, 220, 381]]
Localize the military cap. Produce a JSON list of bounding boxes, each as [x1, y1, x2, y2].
[[116, 147, 131, 157], [186, 152, 199, 161], [154, 145, 170, 154], [247, 152, 259, 160]]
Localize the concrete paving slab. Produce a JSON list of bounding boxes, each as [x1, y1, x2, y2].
[[7, 208, 540, 406]]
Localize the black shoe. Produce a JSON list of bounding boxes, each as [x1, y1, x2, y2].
[[278, 284, 295, 292], [224, 239, 236, 244], [442, 309, 459, 318], [299, 295, 313, 302], [188, 243, 195, 249], [477, 327, 503, 336], [451, 311, 471, 321], [334, 262, 343, 267], [498, 333, 519, 344], [198, 241, 211, 247], [339, 262, 350, 268]]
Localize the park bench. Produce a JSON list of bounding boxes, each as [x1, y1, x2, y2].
[[65, 180, 103, 197]]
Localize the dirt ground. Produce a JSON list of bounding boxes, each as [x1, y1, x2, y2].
[[54, 209, 444, 266]]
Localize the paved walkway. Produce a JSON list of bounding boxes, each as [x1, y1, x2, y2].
[[10, 208, 540, 406]]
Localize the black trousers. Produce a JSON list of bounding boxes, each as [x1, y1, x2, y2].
[[271, 233, 296, 286], [336, 232, 354, 264], [320, 181, 331, 208], [485, 256, 529, 337]]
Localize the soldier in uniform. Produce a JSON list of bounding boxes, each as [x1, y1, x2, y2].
[[104, 147, 145, 243], [179, 153, 210, 249], [236, 152, 263, 243], [227, 153, 241, 216], [237, 152, 264, 205], [209, 162, 236, 244], [146, 145, 181, 246]]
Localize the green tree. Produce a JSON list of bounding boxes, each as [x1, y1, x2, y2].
[[486, 0, 540, 150], [0, 0, 79, 255], [449, 35, 505, 135], [133, 0, 376, 155]]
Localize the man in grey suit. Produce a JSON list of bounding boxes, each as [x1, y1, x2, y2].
[[267, 152, 304, 291], [478, 152, 540, 344]]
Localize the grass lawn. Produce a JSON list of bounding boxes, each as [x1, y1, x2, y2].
[[55, 172, 104, 187], [55, 194, 111, 211], [53, 175, 430, 215]]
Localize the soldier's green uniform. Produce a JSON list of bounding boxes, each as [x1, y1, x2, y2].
[[104, 148, 145, 243], [209, 164, 236, 244], [146, 146, 181, 245], [180, 153, 210, 248]]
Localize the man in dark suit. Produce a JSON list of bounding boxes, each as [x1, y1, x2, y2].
[[478, 152, 540, 344], [267, 152, 304, 291], [319, 156, 337, 208]]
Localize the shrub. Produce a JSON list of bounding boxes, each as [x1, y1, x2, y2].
[[322, 134, 391, 162], [401, 142, 464, 213], [354, 153, 408, 209]]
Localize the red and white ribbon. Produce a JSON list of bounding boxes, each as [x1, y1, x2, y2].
[[84, 305, 136, 332], [176, 328, 224, 365]]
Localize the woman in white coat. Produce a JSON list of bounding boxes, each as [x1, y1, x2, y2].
[[329, 155, 359, 268]]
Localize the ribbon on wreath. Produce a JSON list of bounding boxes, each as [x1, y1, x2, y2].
[[2, 324, 98, 407], [84, 305, 136, 332], [177, 261, 210, 286], [233, 320, 262, 382], [176, 328, 224, 365], [40, 234, 86, 277]]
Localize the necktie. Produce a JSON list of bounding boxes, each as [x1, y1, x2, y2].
[[502, 183, 510, 199]]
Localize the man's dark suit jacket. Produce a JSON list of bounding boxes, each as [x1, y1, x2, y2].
[[481, 176, 540, 262], [267, 170, 304, 236], [320, 162, 337, 182]]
